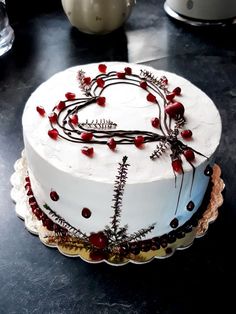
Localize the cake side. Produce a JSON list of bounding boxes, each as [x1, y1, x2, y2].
[[22, 62, 222, 242]]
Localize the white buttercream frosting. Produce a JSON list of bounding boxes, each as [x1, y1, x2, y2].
[[22, 62, 222, 237]]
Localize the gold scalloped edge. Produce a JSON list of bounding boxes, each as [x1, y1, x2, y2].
[[196, 164, 225, 238], [10, 152, 225, 266]]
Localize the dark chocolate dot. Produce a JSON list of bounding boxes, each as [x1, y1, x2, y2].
[[63, 120, 67, 125], [170, 218, 179, 229], [176, 230, 185, 239], [204, 165, 213, 176], [167, 231, 176, 244], [187, 201, 195, 211], [184, 224, 192, 233], [160, 234, 168, 248], [82, 207, 91, 218], [130, 242, 140, 255], [151, 237, 161, 250], [140, 240, 152, 252], [165, 247, 173, 255]]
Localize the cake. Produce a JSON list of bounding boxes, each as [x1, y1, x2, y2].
[[22, 62, 222, 262]]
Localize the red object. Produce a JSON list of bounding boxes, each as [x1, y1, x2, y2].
[[81, 132, 93, 141], [166, 92, 176, 102], [181, 129, 192, 139], [140, 81, 147, 90], [124, 67, 132, 75], [98, 64, 107, 73], [57, 101, 66, 111], [172, 159, 183, 173], [69, 114, 79, 125], [184, 149, 195, 162], [173, 87, 181, 95], [96, 78, 105, 88], [48, 112, 58, 124], [48, 129, 59, 140], [89, 232, 108, 249], [50, 191, 59, 201], [134, 135, 144, 148], [96, 96, 106, 106], [82, 207, 91, 218], [165, 102, 185, 118], [117, 72, 126, 79], [65, 92, 76, 100], [151, 117, 160, 128], [81, 146, 94, 157], [147, 93, 156, 103], [107, 138, 116, 150], [83, 77, 91, 85], [36, 106, 45, 116]]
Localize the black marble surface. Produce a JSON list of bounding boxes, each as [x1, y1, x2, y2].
[[1, 1, 236, 313]]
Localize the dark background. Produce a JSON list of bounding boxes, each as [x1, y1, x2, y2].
[[1, 0, 236, 313]]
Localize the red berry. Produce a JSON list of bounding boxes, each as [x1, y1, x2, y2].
[[29, 197, 36, 205], [151, 117, 160, 128], [166, 92, 176, 102], [96, 78, 105, 88], [57, 101, 66, 111], [81, 132, 93, 141], [50, 190, 59, 201], [69, 114, 79, 125], [140, 81, 147, 90], [25, 176, 30, 182], [173, 87, 181, 95], [82, 207, 91, 218], [107, 138, 116, 150], [181, 129, 192, 139], [36, 106, 45, 116], [147, 93, 156, 103], [134, 135, 144, 148], [83, 77, 91, 85], [24, 182, 31, 190], [89, 250, 106, 261], [96, 97, 106, 106], [48, 112, 58, 124], [98, 64, 107, 73], [172, 159, 183, 173], [81, 146, 94, 157], [43, 218, 54, 231], [165, 102, 185, 118], [184, 149, 195, 162], [124, 67, 132, 75], [117, 72, 126, 79], [89, 232, 108, 249], [48, 129, 59, 140], [65, 92, 76, 100], [161, 77, 168, 85]]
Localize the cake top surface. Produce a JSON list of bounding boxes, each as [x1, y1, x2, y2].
[[22, 62, 222, 183]]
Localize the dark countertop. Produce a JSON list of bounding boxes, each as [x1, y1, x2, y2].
[[1, 1, 236, 313]]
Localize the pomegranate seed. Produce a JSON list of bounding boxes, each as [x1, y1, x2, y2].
[[181, 129, 192, 139], [147, 93, 156, 103], [24, 182, 31, 190], [89, 232, 108, 249], [30, 203, 38, 210], [81, 132, 93, 141], [50, 191, 59, 201], [48, 129, 59, 140], [81, 146, 94, 157], [83, 77, 91, 85], [107, 138, 116, 150], [124, 67, 132, 75], [165, 102, 185, 118], [28, 197, 36, 205], [57, 101, 65, 111], [151, 117, 160, 128], [36, 106, 45, 116], [140, 81, 147, 90], [134, 136, 144, 148], [184, 149, 195, 162], [173, 87, 181, 95], [117, 72, 126, 79], [82, 207, 91, 218], [27, 188, 33, 196], [166, 92, 176, 102], [161, 77, 168, 85], [25, 176, 30, 182], [98, 64, 107, 73], [172, 159, 183, 173], [34, 208, 43, 220], [96, 97, 106, 106], [65, 92, 76, 100], [43, 218, 54, 231], [69, 114, 79, 125], [170, 218, 179, 229], [96, 78, 105, 88], [48, 112, 58, 124]]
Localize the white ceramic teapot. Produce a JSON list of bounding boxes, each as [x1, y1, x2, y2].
[[61, 0, 136, 34]]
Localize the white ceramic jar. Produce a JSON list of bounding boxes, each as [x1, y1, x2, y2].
[[61, 0, 136, 34]]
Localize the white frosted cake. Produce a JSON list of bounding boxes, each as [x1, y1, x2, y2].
[[22, 62, 222, 261]]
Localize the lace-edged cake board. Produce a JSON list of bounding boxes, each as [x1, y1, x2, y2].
[[10, 151, 225, 266]]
